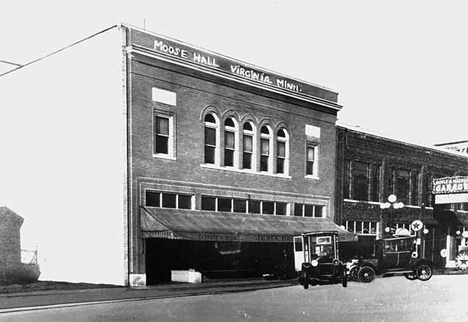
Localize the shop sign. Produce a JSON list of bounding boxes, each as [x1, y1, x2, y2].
[[129, 29, 338, 104], [432, 176, 468, 194]]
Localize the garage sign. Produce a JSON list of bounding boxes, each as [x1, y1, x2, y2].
[[432, 176, 468, 194]]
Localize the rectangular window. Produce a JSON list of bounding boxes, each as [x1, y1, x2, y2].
[[218, 197, 232, 212], [346, 221, 378, 235], [233, 199, 247, 213], [204, 127, 216, 164], [387, 167, 395, 196], [260, 138, 270, 172], [224, 131, 235, 167], [356, 221, 363, 234], [410, 171, 419, 206], [262, 201, 275, 214], [249, 200, 261, 214], [243, 135, 253, 169], [277, 141, 285, 174], [306, 145, 316, 176], [178, 195, 192, 209], [162, 193, 176, 208], [396, 169, 410, 204], [155, 116, 169, 154], [276, 202, 287, 215], [146, 191, 193, 210], [315, 205, 324, 217], [343, 160, 351, 199], [305, 204, 314, 217], [426, 174, 433, 207], [146, 191, 160, 207], [201, 196, 216, 211], [154, 113, 174, 157], [294, 204, 303, 216], [370, 164, 381, 202], [295, 203, 323, 217], [353, 161, 369, 201]]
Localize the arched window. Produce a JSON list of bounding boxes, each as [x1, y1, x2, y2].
[[204, 113, 219, 165], [260, 125, 272, 172], [242, 122, 255, 170], [276, 128, 289, 174], [224, 117, 238, 167]]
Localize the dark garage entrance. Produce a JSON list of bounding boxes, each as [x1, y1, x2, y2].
[[145, 238, 294, 284]]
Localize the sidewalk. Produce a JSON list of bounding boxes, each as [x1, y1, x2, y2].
[[0, 278, 296, 313]]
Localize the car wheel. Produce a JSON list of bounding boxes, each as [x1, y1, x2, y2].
[[349, 266, 359, 282], [415, 263, 433, 281], [302, 271, 309, 289], [342, 270, 348, 288], [358, 266, 375, 283], [404, 273, 417, 280]]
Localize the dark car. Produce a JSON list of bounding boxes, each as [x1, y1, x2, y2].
[[294, 231, 348, 288], [355, 235, 434, 283]]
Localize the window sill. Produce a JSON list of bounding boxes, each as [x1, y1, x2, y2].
[[153, 154, 176, 161], [305, 175, 320, 180], [200, 164, 292, 179]]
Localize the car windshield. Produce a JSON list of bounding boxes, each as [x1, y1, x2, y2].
[[384, 237, 415, 252], [309, 235, 335, 259]]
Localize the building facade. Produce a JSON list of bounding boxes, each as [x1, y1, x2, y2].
[[0, 24, 347, 285], [335, 124, 468, 268], [127, 28, 346, 284]]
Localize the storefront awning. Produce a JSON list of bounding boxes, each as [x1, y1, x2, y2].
[[140, 207, 357, 243], [434, 210, 466, 226], [455, 212, 468, 226]]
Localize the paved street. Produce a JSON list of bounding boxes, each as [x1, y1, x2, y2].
[[0, 275, 467, 321]]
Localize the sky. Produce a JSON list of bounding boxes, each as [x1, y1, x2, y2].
[[1, 0, 467, 146]]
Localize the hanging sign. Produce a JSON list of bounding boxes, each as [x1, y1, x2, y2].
[[411, 220, 423, 232], [432, 176, 468, 194]]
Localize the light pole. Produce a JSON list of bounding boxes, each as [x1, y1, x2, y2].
[[380, 194, 404, 238]]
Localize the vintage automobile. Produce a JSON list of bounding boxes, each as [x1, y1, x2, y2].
[[294, 231, 348, 288], [355, 235, 434, 283]]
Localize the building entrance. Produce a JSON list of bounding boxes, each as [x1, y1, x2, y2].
[[144, 238, 294, 284]]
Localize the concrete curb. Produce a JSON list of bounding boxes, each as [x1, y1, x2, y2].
[[0, 279, 296, 314]]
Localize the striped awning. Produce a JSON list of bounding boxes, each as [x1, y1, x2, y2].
[[140, 207, 357, 243]]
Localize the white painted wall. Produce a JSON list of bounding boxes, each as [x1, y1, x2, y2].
[[0, 26, 127, 285]]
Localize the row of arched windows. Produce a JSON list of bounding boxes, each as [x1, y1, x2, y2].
[[203, 112, 290, 175]]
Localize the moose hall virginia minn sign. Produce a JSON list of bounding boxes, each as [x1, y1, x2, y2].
[[129, 28, 339, 105]]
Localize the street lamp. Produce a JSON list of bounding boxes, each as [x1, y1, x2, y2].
[[380, 194, 404, 236]]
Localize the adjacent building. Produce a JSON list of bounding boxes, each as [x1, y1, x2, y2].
[[335, 123, 468, 268], [0, 24, 347, 285]]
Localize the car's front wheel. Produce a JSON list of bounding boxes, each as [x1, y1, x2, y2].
[[342, 269, 348, 288], [302, 271, 309, 289], [415, 263, 433, 281], [358, 266, 375, 283]]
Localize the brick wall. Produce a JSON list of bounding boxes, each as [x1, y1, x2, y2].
[[0, 207, 23, 270], [127, 53, 340, 273]]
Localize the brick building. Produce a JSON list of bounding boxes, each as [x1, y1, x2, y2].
[[0, 207, 23, 274], [335, 123, 468, 268], [0, 24, 350, 285]]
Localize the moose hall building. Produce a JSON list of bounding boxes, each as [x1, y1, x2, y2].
[[0, 24, 350, 285]]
